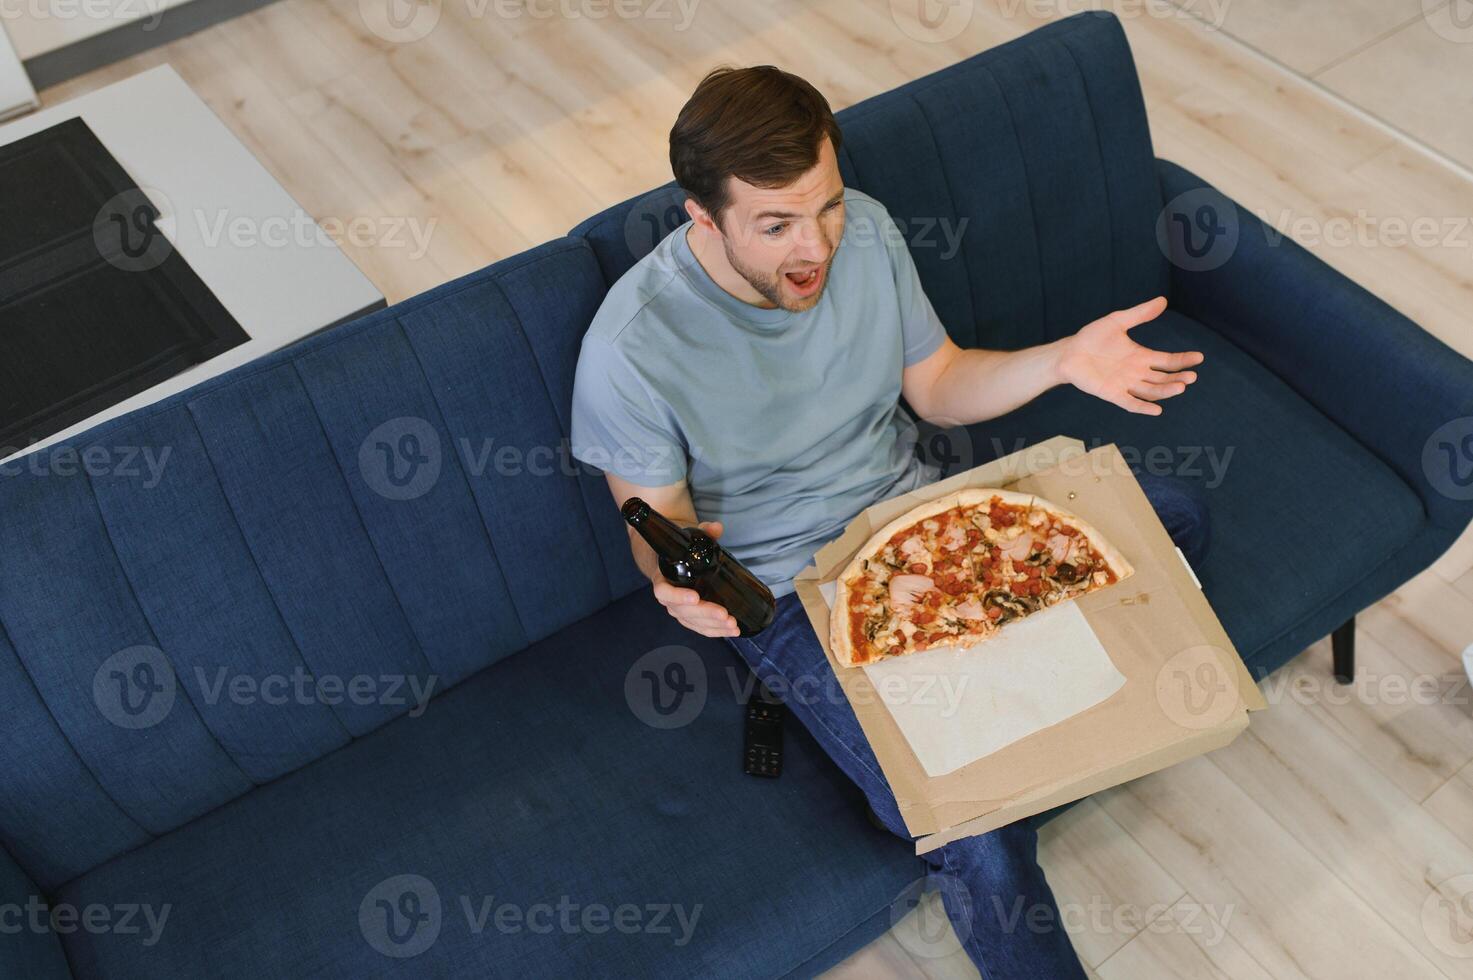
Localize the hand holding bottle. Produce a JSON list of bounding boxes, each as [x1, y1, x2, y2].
[[622, 497, 777, 638], [650, 521, 743, 638]]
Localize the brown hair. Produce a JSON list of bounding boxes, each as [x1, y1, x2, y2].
[[669, 65, 844, 230]]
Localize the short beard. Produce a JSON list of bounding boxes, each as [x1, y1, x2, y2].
[[720, 235, 826, 312]]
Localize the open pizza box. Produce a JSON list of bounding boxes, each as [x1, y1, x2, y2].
[[794, 435, 1266, 855]]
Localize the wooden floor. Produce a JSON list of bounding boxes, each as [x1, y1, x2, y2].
[[34, 1, 1473, 977]]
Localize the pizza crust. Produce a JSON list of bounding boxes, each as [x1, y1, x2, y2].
[[830, 488, 1134, 668]]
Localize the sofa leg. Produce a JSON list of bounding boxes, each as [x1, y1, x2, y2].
[[1332, 616, 1355, 685]]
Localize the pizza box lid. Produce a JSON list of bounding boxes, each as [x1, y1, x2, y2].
[[793, 435, 1266, 853]]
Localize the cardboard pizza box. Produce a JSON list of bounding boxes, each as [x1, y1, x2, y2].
[[794, 435, 1267, 854]]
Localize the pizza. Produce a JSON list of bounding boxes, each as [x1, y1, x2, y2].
[[830, 489, 1133, 667]]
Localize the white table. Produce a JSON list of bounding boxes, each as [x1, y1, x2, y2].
[[0, 63, 384, 463]]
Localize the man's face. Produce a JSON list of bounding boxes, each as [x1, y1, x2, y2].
[[711, 136, 846, 313]]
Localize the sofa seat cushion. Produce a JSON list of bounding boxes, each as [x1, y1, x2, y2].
[[949, 310, 1424, 676], [55, 590, 922, 979]]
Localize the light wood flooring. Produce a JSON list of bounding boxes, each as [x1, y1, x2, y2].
[[31, 1, 1473, 976]]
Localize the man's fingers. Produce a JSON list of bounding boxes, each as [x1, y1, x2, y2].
[[1119, 392, 1164, 415], [1129, 380, 1188, 401], [1148, 349, 1203, 372], [698, 520, 723, 539], [1146, 368, 1197, 385], [1109, 295, 1168, 330], [651, 579, 737, 635], [676, 603, 738, 635], [652, 580, 700, 606]]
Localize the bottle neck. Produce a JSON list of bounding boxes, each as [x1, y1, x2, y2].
[[622, 498, 693, 561]]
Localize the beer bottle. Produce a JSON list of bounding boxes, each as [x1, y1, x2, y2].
[[621, 497, 776, 636]]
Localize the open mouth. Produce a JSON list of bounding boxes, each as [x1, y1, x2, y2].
[[784, 267, 823, 293]]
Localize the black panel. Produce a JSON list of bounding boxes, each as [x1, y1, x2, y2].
[[0, 116, 248, 456]]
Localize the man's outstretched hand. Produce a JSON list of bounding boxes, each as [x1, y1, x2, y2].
[[1055, 296, 1202, 416], [651, 520, 741, 638]]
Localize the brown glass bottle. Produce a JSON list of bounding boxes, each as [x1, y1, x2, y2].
[[621, 497, 776, 637]]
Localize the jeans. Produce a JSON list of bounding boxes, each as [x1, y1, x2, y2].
[[724, 473, 1209, 979]]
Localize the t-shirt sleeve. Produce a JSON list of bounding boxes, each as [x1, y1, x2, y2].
[[880, 208, 948, 367], [569, 335, 688, 487]]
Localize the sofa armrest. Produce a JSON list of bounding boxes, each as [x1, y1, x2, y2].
[[1157, 158, 1473, 532], [0, 844, 71, 978]]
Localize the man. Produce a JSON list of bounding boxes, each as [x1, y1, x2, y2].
[[570, 65, 1208, 978]]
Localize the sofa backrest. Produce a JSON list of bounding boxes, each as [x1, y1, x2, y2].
[[0, 238, 645, 891], [0, 10, 1163, 893], [572, 11, 1168, 348]]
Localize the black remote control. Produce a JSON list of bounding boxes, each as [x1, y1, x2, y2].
[[743, 682, 784, 778]]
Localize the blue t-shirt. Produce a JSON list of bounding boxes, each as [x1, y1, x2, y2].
[[570, 188, 947, 598]]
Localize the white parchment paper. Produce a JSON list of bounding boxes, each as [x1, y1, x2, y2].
[[819, 580, 1126, 777]]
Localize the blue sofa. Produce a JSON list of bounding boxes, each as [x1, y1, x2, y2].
[[3, 12, 1471, 978]]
